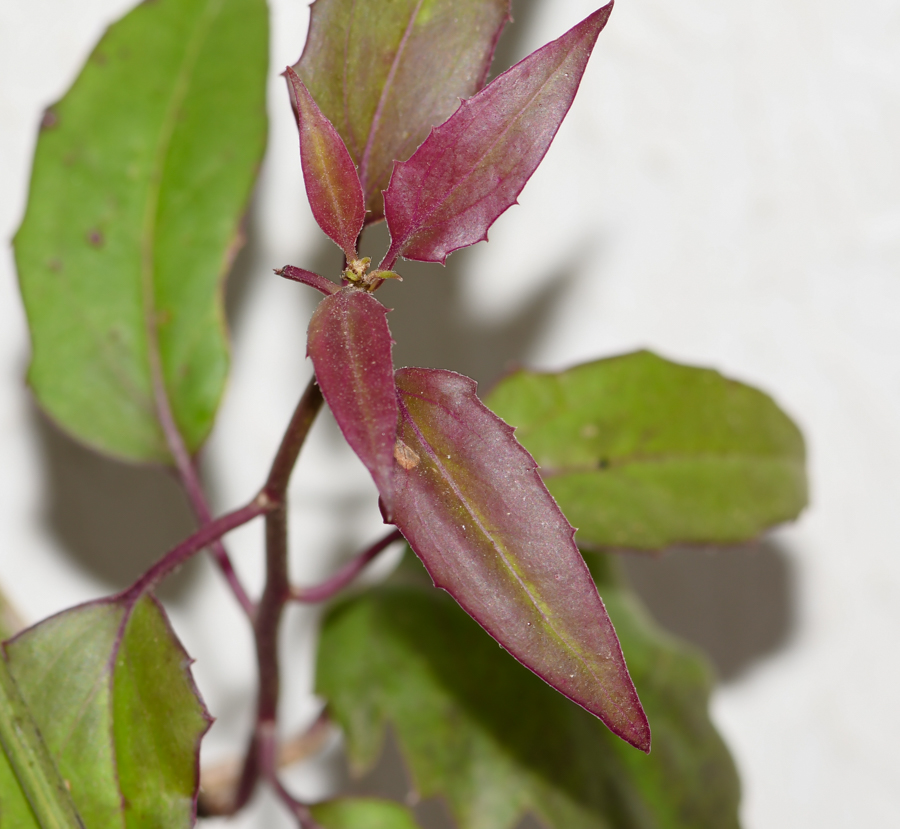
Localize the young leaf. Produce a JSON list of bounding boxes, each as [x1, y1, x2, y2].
[[317, 554, 740, 829], [389, 368, 648, 751], [277, 264, 339, 296], [294, 0, 510, 220], [285, 68, 365, 258], [382, 4, 613, 266], [14, 0, 268, 463], [486, 351, 808, 551], [4, 594, 211, 828], [308, 288, 398, 508], [0, 657, 85, 829], [311, 797, 425, 829]]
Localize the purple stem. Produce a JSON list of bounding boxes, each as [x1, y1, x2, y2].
[[258, 722, 323, 829], [290, 529, 404, 603], [151, 361, 256, 619], [119, 497, 272, 602], [236, 378, 325, 807]]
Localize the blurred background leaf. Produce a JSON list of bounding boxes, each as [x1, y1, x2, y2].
[[14, 0, 268, 463]]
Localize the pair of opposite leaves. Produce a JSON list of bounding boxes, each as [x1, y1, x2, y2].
[[287, 4, 650, 753]]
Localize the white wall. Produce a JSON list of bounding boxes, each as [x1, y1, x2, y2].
[[2, 1, 898, 826]]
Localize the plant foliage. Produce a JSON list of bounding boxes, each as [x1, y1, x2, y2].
[[3, 0, 807, 824]]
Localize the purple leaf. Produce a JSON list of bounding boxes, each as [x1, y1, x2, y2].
[[383, 3, 613, 266], [388, 367, 650, 751], [294, 0, 511, 221], [277, 265, 339, 296], [286, 67, 365, 258], [308, 287, 397, 509]]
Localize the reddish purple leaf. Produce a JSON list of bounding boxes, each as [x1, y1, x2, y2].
[[277, 265, 339, 296], [382, 4, 613, 266], [294, 0, 511, 221], [308, 287, 397, 509], [388, 367, 650, 751], [286, 67, 365, 258]]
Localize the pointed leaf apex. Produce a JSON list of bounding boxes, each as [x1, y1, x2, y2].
[[384, 3, 614, 265], [285, 67, 365, 258]]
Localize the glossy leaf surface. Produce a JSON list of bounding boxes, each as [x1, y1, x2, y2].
[[295, 0, 510, 220], [318, 552, 740, 829], [383, 4, 612, 265], [312, 797, 424, 829], [4, 594, 210, 828], [0, 657, 84, 828], [286, 68, 364, 258], [14, 0, 268, 463], [487, 351, 807, 550], [308, 288, 397, 507], [390, 368, 648, 750]]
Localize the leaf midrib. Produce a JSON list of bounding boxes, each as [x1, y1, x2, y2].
[[139, 0, 224, 455], [357, 0, 427, 195], [398, 391, 630, 722], [390, 29, 574, 260]]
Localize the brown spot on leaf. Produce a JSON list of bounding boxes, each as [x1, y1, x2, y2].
[[47, 258, 63, 272], [87, 229, 104, 247], [394, 439, 420, 471]]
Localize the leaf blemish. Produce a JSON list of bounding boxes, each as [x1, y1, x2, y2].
[[394, 439, 420, 470]]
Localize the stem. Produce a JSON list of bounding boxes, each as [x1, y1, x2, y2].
[[120, 497, 272, 601], [290, 529, 403, 603], [198, 711, 333, 817], [264, 378, 325, 500], [237, 377, 325, 806], [258, 722, 323, 829], [153, 365, 256, 619]]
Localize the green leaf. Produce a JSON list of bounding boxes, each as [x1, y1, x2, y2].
[[486, 351, 807, 551], [311, 797, 425, 829], [0, 657, 85, 829], [295, 0, 510, 221], [318, 554, 740, 829], [4, 594, 211, 828], [14, 0, 268, 463]]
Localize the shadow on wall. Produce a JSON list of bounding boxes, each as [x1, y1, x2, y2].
[[368, 222, 577, 389], [623, 539, 795, 683], [30, 406, 199, 604]]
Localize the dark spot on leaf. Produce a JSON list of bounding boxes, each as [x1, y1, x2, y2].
[[40, 109, 59, 130], [87, 229, 104, 248], [92, 51, 108, 66], [47, 258, 63, 273], [598, 457, 610, 469]]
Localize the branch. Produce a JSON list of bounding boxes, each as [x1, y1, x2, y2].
[[151, 355, 256, 618], [265, 377, 325, 501], [236, 376, 326, 807], [198, 712, 333, 817], [290, 529, 404, 603], [120, 495, 273, 601]]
